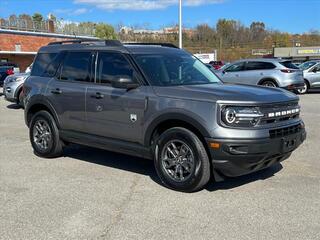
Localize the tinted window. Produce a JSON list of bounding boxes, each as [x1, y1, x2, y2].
[[32, 53, 57, 76], [60, 52, 93, 82], [280, 61, 299, 69], [245, 61, 276, 70], [97, 52, 134, 85], [42, 53, 64, 77], [225, 62, 245, 72]]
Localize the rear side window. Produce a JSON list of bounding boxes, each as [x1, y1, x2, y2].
[[60, 52, 93, 82], [97, 52, 134, 85], [280, 61, 299, 69], [245, 61, 276, 70], [225, 62, 245, 72], [32, 53, 57, 76]]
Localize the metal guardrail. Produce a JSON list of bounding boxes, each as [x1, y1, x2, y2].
[[0, 18, 95, 37]]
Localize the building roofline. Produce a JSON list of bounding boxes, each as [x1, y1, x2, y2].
[[0, 51, 37, 55], [0, 28, 98, 39]]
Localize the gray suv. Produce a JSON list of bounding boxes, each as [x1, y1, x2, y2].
[[216, 58, 304, 91], [23, 40, 306, 192]]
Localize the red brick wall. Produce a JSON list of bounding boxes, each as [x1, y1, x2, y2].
[[0, 33, 72, 52], [0, 32, 85, 71]]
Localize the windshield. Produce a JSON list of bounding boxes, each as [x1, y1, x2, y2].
[[299, 61, 318, 70], [134, 53, 221, 86]]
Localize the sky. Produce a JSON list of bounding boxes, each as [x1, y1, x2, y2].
[[0, 0, 319, 33]]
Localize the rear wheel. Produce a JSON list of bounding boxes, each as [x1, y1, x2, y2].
[[261, 80, 277, 88], [29, 110, 63, 158], [154, 127, 211, 192]]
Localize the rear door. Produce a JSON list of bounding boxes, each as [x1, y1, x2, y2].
[[220, 62, 245, 83], [47, 51, 95, 132], [86, 51, 146, 143], [243, 61, 276, 85]]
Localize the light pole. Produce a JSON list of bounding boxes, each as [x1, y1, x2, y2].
[[179, 0, 182, 48]]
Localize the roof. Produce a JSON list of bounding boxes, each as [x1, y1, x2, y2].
[[38, 40, 183, 55], [233, 58, 290, 63]]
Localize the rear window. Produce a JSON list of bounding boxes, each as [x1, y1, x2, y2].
[[32, 53, 58, 76], [59, 51, 93, 82], [280, 61, 299, 69]]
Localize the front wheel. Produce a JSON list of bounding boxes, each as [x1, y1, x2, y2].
[[154, 127, 211, 192], [29, 110, 63, 158], [297, 81, 308, 94]]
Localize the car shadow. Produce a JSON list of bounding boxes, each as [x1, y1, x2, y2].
[[62, 144, 282, 191], [205, 163, 283, 192], [6, 103, 21, 109], [306, 89, 320, 94]]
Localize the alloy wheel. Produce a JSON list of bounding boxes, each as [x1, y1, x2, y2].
[[160, 140, 195, 182]]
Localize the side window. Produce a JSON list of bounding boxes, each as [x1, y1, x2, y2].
[[246, 61, 276, 70], [60, 52, 93, 82], [225, 62, 245, 72], [311, 64, 320, 72], [31, 53, 57, 76], [43, 52, 64, 77], [97, 52, 135, 85]]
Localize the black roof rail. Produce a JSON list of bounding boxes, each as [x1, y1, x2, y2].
[[48, 39, 123, 47], [124, 42, 179, 48]]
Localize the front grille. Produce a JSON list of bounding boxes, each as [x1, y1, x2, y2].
[[259, 101, 300, 126], [269, 123, 302, 138]]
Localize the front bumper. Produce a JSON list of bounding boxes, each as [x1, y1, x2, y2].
[[3, 81, 21, 102], [206, 126, 306, 180]]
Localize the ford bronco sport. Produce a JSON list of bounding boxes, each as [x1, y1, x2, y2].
[[23, 40, 306, 192]]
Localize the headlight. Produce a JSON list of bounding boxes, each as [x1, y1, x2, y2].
[[7, 76, 27, 83], [221, 106, 264, 127]]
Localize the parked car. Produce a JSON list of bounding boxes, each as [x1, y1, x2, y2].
[[3, 72, 30, 108], [205, 63, 215, 72], [215, 58, 305, 92], [0, 62, 20, 87], [23, 40, 306, 192], [298, 60, 320, 94], [209, 61, 224, 70]]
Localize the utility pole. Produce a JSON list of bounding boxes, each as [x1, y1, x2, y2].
[[179, 0, 182, 48]]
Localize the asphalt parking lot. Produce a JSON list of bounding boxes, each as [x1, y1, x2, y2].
[[0, 89, 319, 240]]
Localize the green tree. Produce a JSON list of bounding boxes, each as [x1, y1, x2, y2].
[[32, 13, 43, 23], [94, 23, 117, 39]]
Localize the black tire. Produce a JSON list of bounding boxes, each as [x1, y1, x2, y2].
[[29, 110, 63, 158], [17, 89, 24, 108], [260, 80, 277, 88], [154, 127, 211, 192], [297, 80, 309, 94]]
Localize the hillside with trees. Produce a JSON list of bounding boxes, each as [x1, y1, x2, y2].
[[1, 13, 319, 61]]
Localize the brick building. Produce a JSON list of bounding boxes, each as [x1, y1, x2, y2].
[[0, 29, 97, 72]]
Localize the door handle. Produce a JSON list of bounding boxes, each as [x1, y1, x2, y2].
[[51, 88, 62, 94], [91, 92, 104, 99]]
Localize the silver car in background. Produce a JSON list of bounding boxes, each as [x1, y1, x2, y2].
[[3, 72, 30, 108], [215, 58, 304, 91], [298, 60, 320, 94]]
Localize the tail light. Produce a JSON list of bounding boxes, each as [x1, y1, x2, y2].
[[281, 69, 296, 73], [6, 69, 14, 75]]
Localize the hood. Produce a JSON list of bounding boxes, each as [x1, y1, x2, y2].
[[153, 83, 298, 104]]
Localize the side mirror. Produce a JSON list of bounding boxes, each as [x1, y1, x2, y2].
[[111, 76, 139, 90]]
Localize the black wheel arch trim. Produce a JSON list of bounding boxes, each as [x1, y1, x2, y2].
[[25, 95, 61, 128], [144, 112, 210, 146]]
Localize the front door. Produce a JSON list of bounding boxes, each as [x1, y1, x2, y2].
[[308, 64, 320, 88], [86, 52, 146, 143], [221, 62, 245, 84]]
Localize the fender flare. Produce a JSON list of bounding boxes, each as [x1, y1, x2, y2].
[[25, 95, 61, 128], [144, 112, 210, 146]]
